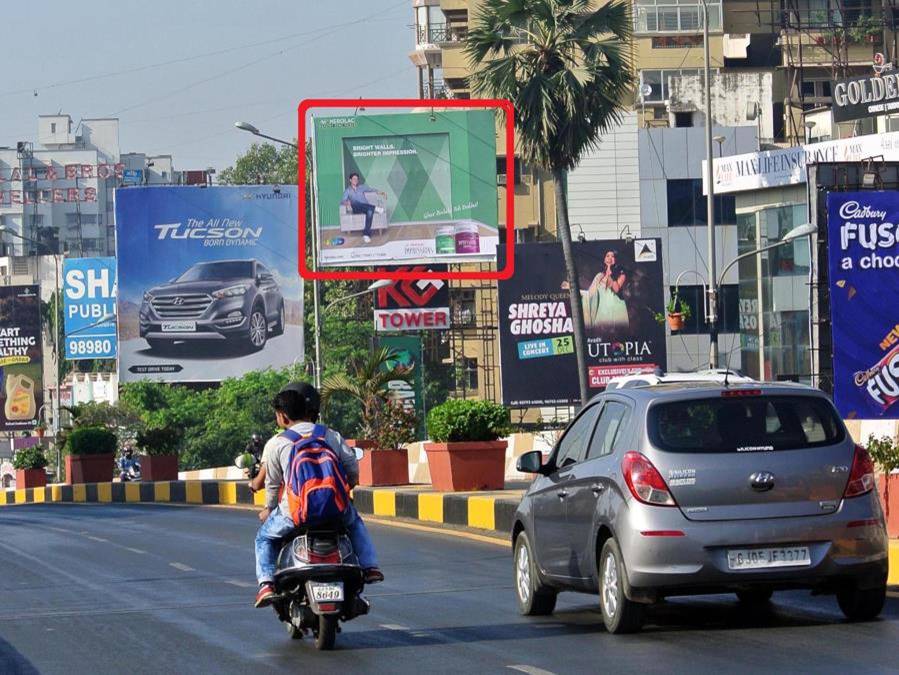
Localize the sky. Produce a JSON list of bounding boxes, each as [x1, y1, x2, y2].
[[0, 0, 415, 172]]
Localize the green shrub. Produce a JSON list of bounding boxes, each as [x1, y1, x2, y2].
[[136, 426, 182, 456], [66, 426, 117, 456], [13, 446, 48, 470], [427, 399, 510, 443], [372, 400, 418, 450]]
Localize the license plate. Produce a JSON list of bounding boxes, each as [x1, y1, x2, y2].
[[161, 321, 196, 332], [309, 582, 344, 602], [727, 546, 811, 570]]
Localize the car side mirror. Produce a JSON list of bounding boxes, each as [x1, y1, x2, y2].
[[516, 450, 545, 475], [353, 447, 364, 461]]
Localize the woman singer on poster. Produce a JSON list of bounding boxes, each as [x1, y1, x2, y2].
[[562, 250, 630, 330]]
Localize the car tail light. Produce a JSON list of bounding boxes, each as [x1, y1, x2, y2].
[[721, 389, 762, 397], [622, 451, 677, 507], [843, 444, 876, 498]]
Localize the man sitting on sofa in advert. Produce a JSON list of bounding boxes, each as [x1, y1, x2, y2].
[[340, 172, 387, 244]]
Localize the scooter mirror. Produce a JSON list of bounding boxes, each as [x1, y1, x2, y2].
[[353, 447, 364, 461]]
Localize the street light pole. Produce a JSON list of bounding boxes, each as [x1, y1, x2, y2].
[[700, 0, 719, 369]]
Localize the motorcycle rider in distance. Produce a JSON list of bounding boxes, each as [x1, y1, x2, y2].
[[118, 443, 140, 482], [254, 382, 384, 608]]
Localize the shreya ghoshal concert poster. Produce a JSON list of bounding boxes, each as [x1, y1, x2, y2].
[[827, 191, 899, 419], [497, 239, 667, 407]]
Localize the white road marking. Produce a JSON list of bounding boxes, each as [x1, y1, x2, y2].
[[225, 579, 255, 588], [507, 666, 557, 675], [379, 623, 410, 631], [169, 562, 195, 572], [86, 536, 108, 543], [124, 547, 147, 555]]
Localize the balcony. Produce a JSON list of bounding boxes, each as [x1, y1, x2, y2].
[[421, 81, 450, 99], [415, 22, 467, 46]]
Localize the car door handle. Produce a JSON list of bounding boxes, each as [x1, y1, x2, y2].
[[557, 490, 569, 500], [591, 484, 605, 495]]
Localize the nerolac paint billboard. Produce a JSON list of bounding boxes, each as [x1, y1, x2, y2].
[[115, 186, 303, 383], [0, 285, 43, 431], [498, 240, 667, 407], [313, 110, 499, 266], [827, 191, 899, 418]]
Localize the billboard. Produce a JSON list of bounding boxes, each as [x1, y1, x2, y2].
[[827, 191, 899, 418], [63, 257, 117, 360], [498, 240, 667, 407], [0, 285, 43, 431], [374, 265, 449, 332], [379, 334, 424, 436], [313, 110, 499, 267], [115, 186, 303, 383], [832, 66, 899, 123]]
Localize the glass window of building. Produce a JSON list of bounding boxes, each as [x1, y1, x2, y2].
[[634, 1, 722, 33], [639, 69, 703, 102], [669, 284, 739, 334], [666, 178, 736, 226]]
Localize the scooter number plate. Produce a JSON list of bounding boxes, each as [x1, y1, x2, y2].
[[309, 582, 344, 602]]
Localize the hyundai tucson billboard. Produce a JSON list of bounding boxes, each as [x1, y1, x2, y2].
[[115, 186, 303, 383]]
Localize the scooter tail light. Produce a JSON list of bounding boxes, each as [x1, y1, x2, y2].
[[309, 550, 341, 564], [843, 444, 876, 498], [621, 451, 677, 507]]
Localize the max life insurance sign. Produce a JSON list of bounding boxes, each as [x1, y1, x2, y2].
[[374, 265, 449, 332]]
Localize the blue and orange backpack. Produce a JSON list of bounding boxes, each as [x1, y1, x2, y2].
[[281, 425, 351, 526]]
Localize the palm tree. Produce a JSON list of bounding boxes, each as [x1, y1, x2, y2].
[[465, 0, 633, 405], [321, 347, 413, 439]]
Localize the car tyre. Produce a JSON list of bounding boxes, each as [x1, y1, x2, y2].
[[271, 303, 285, 336], [514, 531, 557, 616], [248, 306, 268, 351], [736, 589, 773, 606], [599, 538, 645, 634], [837, 584, 885, 622]]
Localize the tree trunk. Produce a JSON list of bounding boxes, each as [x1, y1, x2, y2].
[[553, 168, 590, 407]]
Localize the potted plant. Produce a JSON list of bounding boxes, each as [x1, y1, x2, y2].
[[322, 348, 414, 486], [13, 446, 49, 488], [655, 295, 692, 332], [136, 426, 182, 481], [65, 426, 117, 484], [424, 399, 511, 491], [34, 423, 46, 439], [867, 435, 899, 537], [358, 399, 418, 486]]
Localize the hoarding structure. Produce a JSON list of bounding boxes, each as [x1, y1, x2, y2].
[[827, 191, 899, 418], [312, 110, 499, 267], [498, 240, 667, 407], [115, 186, 303, 383], [374, 265, 449, 333], [63, 257, 117, 360], [0, 285, 43, 431]]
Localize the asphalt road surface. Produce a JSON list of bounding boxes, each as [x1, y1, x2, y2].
[[1, 504, 898, 674]]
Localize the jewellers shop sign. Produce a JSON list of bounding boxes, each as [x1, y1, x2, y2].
[[832, 69, 899, 122], [374, 265, 449, 332], [705, 131, 899, 194]]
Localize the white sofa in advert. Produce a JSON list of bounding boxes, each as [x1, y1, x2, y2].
[[339, 192, 388, 234]]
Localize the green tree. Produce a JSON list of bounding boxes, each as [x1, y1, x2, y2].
[[466, 0, 633, 405], [218, 142, 298, 185]]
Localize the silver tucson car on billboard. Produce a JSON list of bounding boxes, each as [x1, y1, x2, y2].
[[513, 382, 888, 633]]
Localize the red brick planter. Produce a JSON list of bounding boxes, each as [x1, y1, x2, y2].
[[66, 454, 115, 485], [140, 455, 179, 482], [424, 441, 508, 492], [15, 468, 47, 489], [877, 473, 899, 538], [358, 448, 409, 487]]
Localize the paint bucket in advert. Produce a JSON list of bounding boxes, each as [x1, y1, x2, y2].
[[435, 226, 455, 254], [454, 222, 480, 254]]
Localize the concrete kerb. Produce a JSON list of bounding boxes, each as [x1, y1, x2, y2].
[[5, 480, 899, 586]]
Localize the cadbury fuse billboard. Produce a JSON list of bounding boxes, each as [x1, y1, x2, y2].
[[498, 240, 666, 407], [828, 191, 899, 418]]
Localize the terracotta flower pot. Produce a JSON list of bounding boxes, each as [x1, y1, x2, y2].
[[66, 453, 115, 484], [666, 312, 685, 331], [16, 468, 47, 489], [357, 448, 409, 487], [140, 454, 179, 482], [877, 473, 899, 538], [424, 441, 508, 492], [35, 427, 45, 439]]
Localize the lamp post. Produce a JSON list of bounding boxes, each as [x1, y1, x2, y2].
[[324, 279, 392, 315], [699, 0, 719, 369], [234, 121, 320, 388]]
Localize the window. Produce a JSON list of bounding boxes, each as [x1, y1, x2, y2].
[[586, 402, 629, 460], [674, 112, 694, 128], [463, 358, 478, 391], [635, 1, 722, 34], [649, 396, 843, 453], [758, 205, 810, 277], [50, 123, 56, 134], [496, 157, 522, 184], [555, 405, 600, 468], [671, 284, 739, 334], [640, 69, 702, 102], [666, 178, 736, 227]]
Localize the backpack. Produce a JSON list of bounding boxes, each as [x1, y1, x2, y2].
[[281, 425, 351, 526]]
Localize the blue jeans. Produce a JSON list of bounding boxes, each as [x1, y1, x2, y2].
[[350, 202, 376, 236], [255, 504, 379, 584]]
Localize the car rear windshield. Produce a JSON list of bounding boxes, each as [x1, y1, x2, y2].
[[648, 395, 845, 453], [177, 261, 253, 282]]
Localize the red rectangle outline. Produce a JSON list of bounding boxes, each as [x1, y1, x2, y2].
[[298, 98, 515, 282]]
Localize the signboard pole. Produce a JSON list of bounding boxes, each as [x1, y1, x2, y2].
[[311, 123, 323, 390]]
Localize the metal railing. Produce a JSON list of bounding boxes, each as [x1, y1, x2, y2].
[[421, 81, 450, 99], [416, 23, 467, 45]]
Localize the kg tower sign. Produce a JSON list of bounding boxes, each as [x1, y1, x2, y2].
[[374, 265, 449, 333], [115, 186, 303, 383]]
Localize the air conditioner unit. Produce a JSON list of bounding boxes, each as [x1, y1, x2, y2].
[[497, 174, 507, 186]]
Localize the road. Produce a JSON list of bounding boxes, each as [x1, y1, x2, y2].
[[1, 504, 898, 674]]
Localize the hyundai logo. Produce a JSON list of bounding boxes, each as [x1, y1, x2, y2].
[[749, 471, 775, 491], [172, 297, 184, 305]]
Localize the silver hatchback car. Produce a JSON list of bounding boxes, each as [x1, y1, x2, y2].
[[513, 382, 888, 633]]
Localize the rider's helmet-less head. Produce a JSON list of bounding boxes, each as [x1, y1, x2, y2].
[[277, 382, 321, 422]]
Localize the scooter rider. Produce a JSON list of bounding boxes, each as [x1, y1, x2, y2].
[[119, 443, 139, 481], [254, 382, 384, 608]]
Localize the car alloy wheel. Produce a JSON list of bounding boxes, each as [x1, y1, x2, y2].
[[602, 551, 619, 619], [249, 311, 267, 347], [516, 540, 532, 605]]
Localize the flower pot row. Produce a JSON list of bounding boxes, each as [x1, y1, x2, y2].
[[64, 454, 180, 484]]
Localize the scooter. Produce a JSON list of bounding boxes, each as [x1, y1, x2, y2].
[[270, 524, 370, 650], [119, 458, 141, 482]]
